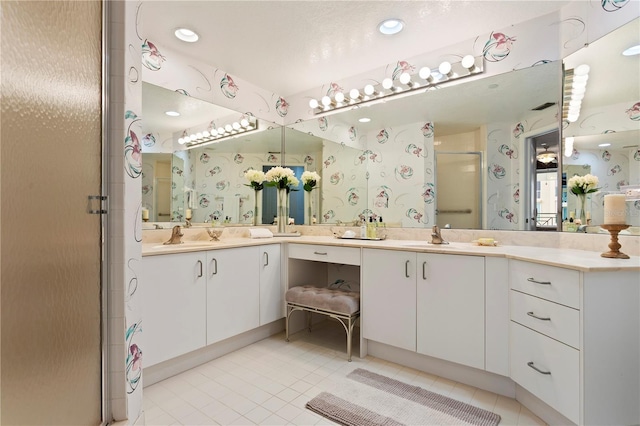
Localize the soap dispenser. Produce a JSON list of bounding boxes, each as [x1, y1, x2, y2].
[[367, 216, 376, 239]]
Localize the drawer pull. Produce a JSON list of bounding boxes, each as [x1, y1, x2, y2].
[[197, 260, 203, 278], [527, 277, 551, 285], [527, 311, 551, 321], [313, 251, 328, 255], [405, 260, 410, 278], [527, 361, 551, 375]]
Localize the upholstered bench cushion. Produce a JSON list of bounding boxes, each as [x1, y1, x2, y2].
[[285, 285, 360, 315]]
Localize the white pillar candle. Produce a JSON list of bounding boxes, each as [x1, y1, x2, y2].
[[603, 194, 626, 225], [142, 208, 149, 220], [185, 208, 192, 220]]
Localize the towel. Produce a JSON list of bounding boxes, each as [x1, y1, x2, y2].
[[249, 228, 273, 239]]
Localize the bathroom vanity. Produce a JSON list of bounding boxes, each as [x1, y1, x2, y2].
[[140, 233, 639, 425]]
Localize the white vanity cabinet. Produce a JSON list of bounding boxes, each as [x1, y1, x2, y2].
[[206, 246, 260, 344], [417, 253, 485, 370], [259, 244, 283, 325], [362, 249, 416, 351], [509, 260, 640, 425], [140, 251, 207, 367]]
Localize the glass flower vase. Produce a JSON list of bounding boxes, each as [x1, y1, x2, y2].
[[277, 188, 287, 234], [253, 190, 259, 226], [577, 194, 587, 225], [307, 191, 314, 225]]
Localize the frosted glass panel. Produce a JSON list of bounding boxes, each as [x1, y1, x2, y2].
[[435, 153, 482, 229], [1, 1, 103, 424]]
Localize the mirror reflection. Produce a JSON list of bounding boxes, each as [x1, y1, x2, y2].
[[562, 17, 640, 234], [288, 60, 562, 229]]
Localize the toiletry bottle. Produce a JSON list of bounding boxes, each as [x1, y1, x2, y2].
[[367, 216, 376, 239], [360, 221, 367, 239], [378, 217, 384, 227]]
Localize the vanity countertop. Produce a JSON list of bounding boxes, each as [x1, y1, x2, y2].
[[142, 235, 640, 272]]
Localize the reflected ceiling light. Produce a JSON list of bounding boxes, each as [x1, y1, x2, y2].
[[174, 28, 199, 43], [308, 55, 484, 114], [598, 143, 611, 147], [564, 137, 574, 157], [378, 19, 404, 35], [537, 144, 557, 163], [180, 117, 258, 149], [334, 92, 346, 103], [165, 110, 180, 117], [358, 117, 371, 123], [622, 44, 640, 56]]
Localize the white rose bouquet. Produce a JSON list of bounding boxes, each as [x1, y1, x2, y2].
[[244, 169, 266, 191], [567, 174, 600, 195], [301, 171, 321, 192], [265, 166, 299, 190]]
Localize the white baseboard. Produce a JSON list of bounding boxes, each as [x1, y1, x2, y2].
[[367, 340, 516, 398], [143, 319, 285, 386]]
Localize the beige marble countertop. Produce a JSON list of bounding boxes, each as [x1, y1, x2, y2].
[[143, 232, 640, 272]]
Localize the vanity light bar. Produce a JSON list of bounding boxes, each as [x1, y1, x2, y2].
[[178, 117, 258, 149], [562, 65, 589, 123], [308, 55, 484, 114]]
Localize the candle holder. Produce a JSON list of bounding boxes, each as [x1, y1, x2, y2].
[[143, 218, 149, 222], [600, 224, 630, 259]]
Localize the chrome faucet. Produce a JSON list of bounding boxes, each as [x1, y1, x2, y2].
[[153, 223, 163, 230], [163, 225, 184, 245], [184, 218, 192, 228], [430, 225, 447, 244]]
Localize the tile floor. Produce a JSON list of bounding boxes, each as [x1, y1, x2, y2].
[[143, 322, 546, 425]]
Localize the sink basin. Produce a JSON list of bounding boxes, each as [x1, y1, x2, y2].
[[151, 241, 215, 250], [401, 242, 456, 248]]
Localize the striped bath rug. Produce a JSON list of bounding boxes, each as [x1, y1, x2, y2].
[[306, 368, 501, 426]]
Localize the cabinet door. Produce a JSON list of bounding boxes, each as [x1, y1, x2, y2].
[[141, 252, 207, 367], [207, 246, 260, 344], [417, 253, 485, 369], [362, 249, 416, 351], [259, 244, 283, 325]]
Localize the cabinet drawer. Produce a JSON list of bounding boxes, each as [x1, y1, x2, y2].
[[510, 290, 579, 349], [510, 322, 579, 424], [288, 244, 360, 265], [509, 260, 580, 309]]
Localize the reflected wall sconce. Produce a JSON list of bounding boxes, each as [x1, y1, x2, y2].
[[178, 116, 258, 149], [564, 136, 574, 157], [562, 64, 589, 123], [308, 55, 484, 114]]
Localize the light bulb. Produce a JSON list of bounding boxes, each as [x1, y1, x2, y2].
[[571, 93, 584, 101], [232, 122, 241, 130], [439, 61, 452, 76], [240, 119, 249, 128], [572, 74, 589, 83], [382, 78, 393, 90], [334, 92, 345, 103], [399, 72, 411, 85], [202, 131, 210, 138], [309, 99, 319, 109], [572, 80, 587, 90], [225, 124, 233, 132], [571, 86, 586, 95], [349, 89, 361, 100], [217, 127, 225, 135], [569, 100, 581, 107], [574, 64, 590, 76], [190, 134, 197, 141], [210, 129, 218, 136], [321, 95, 332, 106], [567, 114, 579, 122], [461, 55, 475, 70], [178, 137, 185, 144], [418, 67, 432, 80], [364, 84, 376, 96], [196, 132, 203, 139]]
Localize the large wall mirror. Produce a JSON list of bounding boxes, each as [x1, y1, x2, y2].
[[141, 82, 284, 226], [287, 61, 562, 229], [562, 17, 639, 234]]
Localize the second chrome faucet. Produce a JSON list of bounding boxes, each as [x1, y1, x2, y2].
[[430, 225, 448, 244]]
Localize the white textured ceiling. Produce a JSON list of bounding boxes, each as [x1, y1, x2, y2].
[[141, 0, 572, 96]]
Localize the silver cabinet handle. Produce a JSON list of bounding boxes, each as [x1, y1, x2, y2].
[[527, 277, 551, 285], [264, 251, 269, 266], [313, 251, 328, 255], [527, 311, 551, 321], [422, 261, 427, 280], [210, 258, 218, 276], [405, 260, 410, 278], [527, 361, 551, 375], [197, 260, 203, 278]]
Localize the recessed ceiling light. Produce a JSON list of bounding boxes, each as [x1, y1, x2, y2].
[[174, 28, 199, 43], [359, 117, 371, 123], [378, 19, 404, 35], [488, 83, 499, 89], [598, 143, 611, 147], [622, 44, 640, 56], [165, 111, 180, 117]]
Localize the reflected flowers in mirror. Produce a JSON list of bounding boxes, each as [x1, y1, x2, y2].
[[302, 171, 320, 192]]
